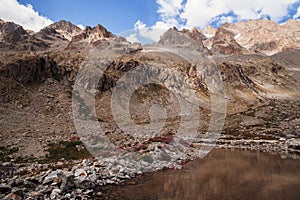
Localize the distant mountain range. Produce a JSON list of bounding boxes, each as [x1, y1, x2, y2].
[[1, 18, 299, 55]]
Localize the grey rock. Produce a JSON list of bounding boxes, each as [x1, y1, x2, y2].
[[96, 191, 102, 196], [83, 189, 93, 195], [286, 134, 295, 138], [50, 188, 61, 199], [74, 188, 82, 194], [1, 162, 12, 167], [101, 169, 111, 177], [79, 180, 95, 190], [106, 179, 115, 184], [64, 193, 72, 199], [158, 28, 207, 53], [60, 172, 75, 192], [88, 171, 97, 182], [24, 178, 39, 189], [28, 191, 43, 198], [74, 169, 87, 177], [43, 171, 59, 184], [39, 185, 52, 195]]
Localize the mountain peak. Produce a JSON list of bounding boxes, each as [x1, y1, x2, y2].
[[158, 27, 208, 53], [211, 27, 244, 55], [0, 20, 28, 43], [48, 20, 82, 31], [71, 24, 114, 43], [203, 25, 216, 38], [44, 20, 82, 41]]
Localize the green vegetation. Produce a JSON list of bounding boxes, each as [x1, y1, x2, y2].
[[147, 83, 165, 92], [0, 140, 92, 163], [45, 140, 92, 162]]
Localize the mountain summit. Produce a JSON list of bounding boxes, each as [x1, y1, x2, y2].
[[201, 18, 300, 55], [40, 20, 83, 41]]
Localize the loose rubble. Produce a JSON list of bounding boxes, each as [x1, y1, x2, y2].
[[1, 136, 300, 200]]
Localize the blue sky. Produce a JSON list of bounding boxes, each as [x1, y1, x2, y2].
[[0, 0, 299, 43], [17, 0, 160, 34]]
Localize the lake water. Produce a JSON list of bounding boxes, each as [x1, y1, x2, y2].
[[105, 149, 300, 200]]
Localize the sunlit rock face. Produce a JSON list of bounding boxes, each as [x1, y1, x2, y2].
[[202, 18, 300, 55]]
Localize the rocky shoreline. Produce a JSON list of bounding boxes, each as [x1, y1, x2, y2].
[[1, 139, 299, 200]]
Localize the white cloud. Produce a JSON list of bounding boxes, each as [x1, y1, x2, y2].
[[133, 0, 299, 42], [125, 33, 140, 43], [134, 20, 177, 42], [0, 0, 53, 31], [181, 0, 299, 28], [294, 6, 300, 19], [212, 15, 235, 27], [157, 0, 184, 20], [133, 0, 184, 43]]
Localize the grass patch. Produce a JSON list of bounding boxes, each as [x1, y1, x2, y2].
[[147, 83, 165, 92], [45, 140, 92, 162]]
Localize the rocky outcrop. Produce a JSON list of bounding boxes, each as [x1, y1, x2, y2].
[[34, 27, 63, 41], [72, 24, 114, 43], [0, 56, 63, 85], [0, 21, 28, 43], [158, 27, 208, 53], [35, 20, 83, 42], [204, 18, 300, 55], [46, 20, 83, 41], [211, 27, 245, 55], [181, 27, 207, 43], [203, 25, 216, 38], [0, 20, 50, 51]]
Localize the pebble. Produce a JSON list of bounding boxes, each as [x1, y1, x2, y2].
[[1, 162, 12, 167], [50, 188, 61, 199], [74, 169, 87, 178], [43, 171, 59, 184]]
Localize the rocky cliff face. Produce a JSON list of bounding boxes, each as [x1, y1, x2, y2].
[[0, 20, 28, 43], [0, 55, 62, 85], [34, 19, 109, 45], [0, 21, 50, 51], [202, 18, 300, 55], [71, 24, 114, 43], [158, 27, 208, 53], [210, 27, 246, 55], [184, 18, 300, 56]]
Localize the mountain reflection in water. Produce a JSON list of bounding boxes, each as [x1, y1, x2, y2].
[[112, 149, 300, 200]]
